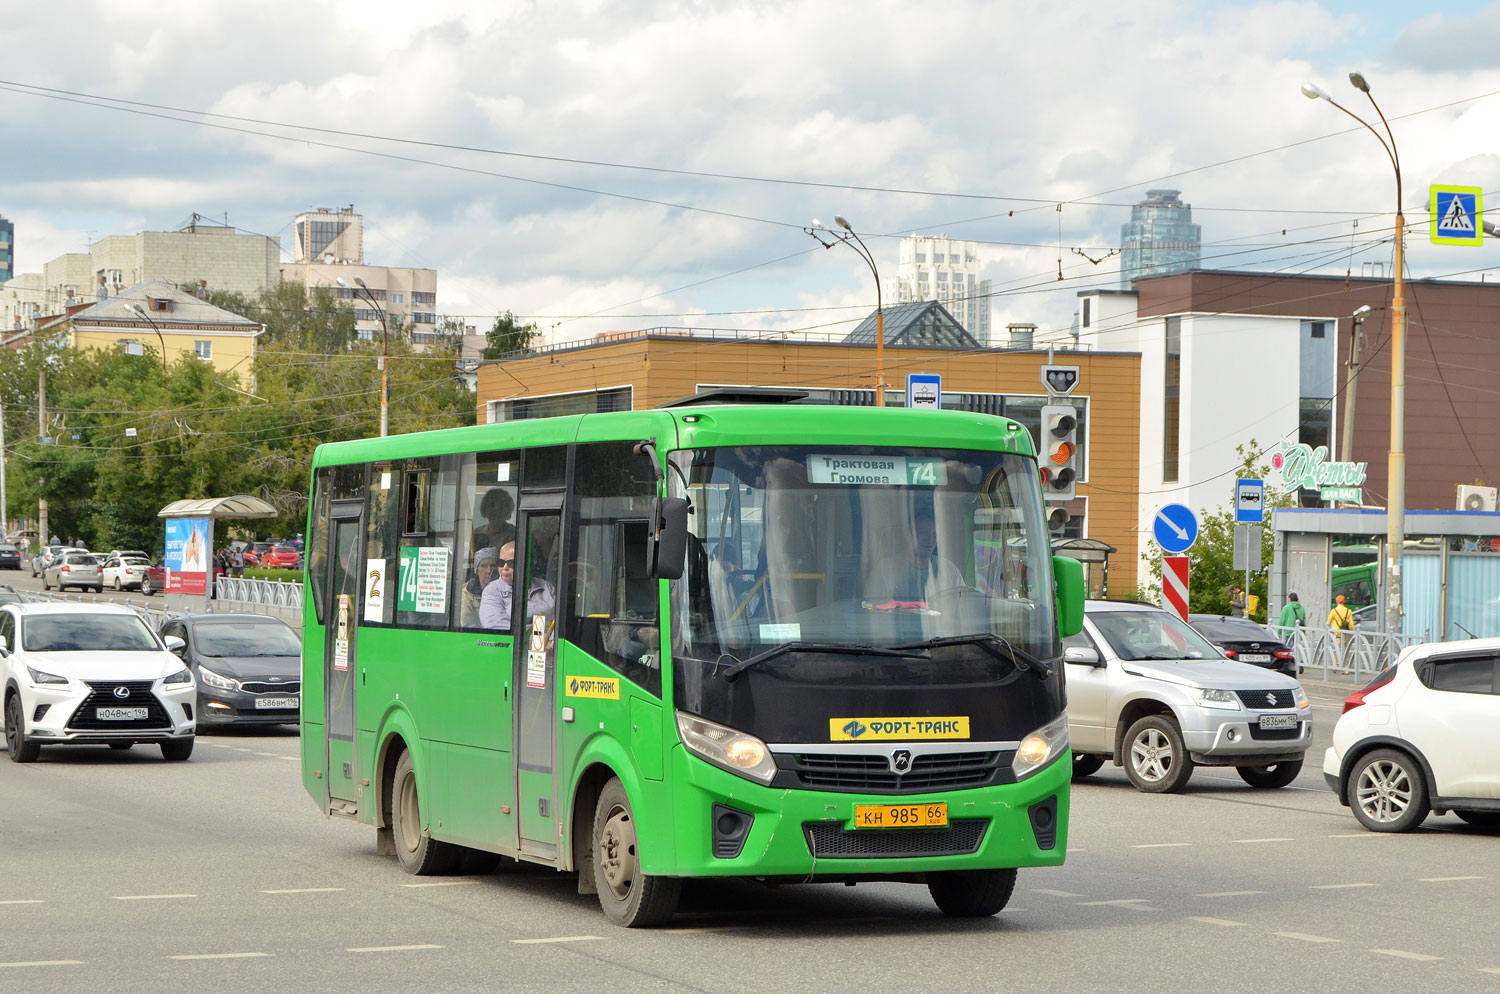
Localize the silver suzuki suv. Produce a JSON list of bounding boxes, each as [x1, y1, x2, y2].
[[1065, 600, 1313, 792]]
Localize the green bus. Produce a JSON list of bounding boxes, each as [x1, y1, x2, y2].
[[300, 397, 1085, 926]]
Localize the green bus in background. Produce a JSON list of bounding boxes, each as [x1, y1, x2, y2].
[[300, 396, 1085, 926]]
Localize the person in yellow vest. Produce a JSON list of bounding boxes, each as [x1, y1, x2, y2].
[[1327, 594, 1355, 630]]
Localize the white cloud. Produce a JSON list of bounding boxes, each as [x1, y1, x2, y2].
[[2, 0, 1498, 344]]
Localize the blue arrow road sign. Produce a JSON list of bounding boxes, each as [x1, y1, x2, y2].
[[1153, 503, 1199, 554], [1236, 478, 1265, 523]]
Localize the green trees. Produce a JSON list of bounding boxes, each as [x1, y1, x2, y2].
[[1, 287, 476, 553], [482, 312, 539, 359]]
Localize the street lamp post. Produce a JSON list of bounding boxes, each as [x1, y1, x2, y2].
[[339, 276, 389, 437], [1303, 73, 1406, 635], [124, 303, 169, 375], [805, 216, 885, 406]]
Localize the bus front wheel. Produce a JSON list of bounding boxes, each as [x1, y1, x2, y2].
[[391, 751, 459, 874], [928, 868, 1017, 917], [592, 778, 680, 927]]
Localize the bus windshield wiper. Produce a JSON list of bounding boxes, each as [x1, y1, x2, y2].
[[896, 633, 1053, 680], [721, 641, 930, 682]]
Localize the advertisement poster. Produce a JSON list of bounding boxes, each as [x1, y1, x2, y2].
[[364, 559, 387, 624], [164, 516, 211, 595]]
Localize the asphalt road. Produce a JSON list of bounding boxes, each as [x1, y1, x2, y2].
[[2, 582, 1497, 992]]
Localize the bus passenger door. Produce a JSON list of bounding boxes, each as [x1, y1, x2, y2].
[[515, 507, 563, 858], [325, 504, 364, 810]]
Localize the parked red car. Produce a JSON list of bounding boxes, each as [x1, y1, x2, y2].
[[241, 542, 275, 567], [261, 544, 302, 569]]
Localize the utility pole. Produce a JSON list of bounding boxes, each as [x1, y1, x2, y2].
[[1341, 306, 1371, 465], [38, 365, 48, 546], [0, 396, 8, 535]]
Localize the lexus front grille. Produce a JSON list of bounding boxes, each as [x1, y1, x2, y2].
[[67, 681, 171, 730]]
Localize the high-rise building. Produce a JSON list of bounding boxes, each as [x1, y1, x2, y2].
[[0, 214, 13, 283], [280, 206, 440, 345], [1119, 189, 1201, 289], [885, 234, 992, 344]]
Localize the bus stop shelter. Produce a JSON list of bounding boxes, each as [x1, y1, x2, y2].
[[158, 495, 279, 614], [1270, 507, 1500, 641]]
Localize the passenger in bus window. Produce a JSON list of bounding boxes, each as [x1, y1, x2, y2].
[[479, 541, 557, 631], [474, 488, 516, 551], [460, 547, 500, 628]]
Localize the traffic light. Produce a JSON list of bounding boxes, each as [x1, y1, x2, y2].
[[1047, 506, 1071, 535], [1039, 404, 1079, 501]]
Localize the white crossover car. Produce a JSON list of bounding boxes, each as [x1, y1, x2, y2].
[[1, 602, 196, 762], [1324, 637, 1500, 832]]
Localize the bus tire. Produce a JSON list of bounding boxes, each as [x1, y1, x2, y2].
[[928, 867, 1017, 917], [592, 777, 679, 927], [391, 750, 460, 875]]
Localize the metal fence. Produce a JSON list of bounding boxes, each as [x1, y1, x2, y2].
[[1269, 625, 1425, 683], [16, 577, 304, 627]]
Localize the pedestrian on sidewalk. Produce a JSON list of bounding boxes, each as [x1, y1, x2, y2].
[[1229, 585, 1246, 618], [1278, 592, 1307, 630]]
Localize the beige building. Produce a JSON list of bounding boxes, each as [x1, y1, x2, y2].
[[36, 280, 263, 381], [2, 221, 280, 332], [278, 206, 439, 345]]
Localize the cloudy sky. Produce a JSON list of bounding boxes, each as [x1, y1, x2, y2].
[[4, 0, 1500, 346]]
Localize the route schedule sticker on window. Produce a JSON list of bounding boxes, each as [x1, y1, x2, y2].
[[397, 547, 449, 613]]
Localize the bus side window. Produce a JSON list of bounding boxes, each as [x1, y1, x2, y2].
[[390, 457, 459, 630], [309, 467, 332, 624]]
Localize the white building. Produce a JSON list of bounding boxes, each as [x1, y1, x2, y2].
[[278, 206, 440, 346], [1, 221, 280, 331], [885, 234, 992, 344]]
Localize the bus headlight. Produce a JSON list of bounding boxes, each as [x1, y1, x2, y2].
[[1012, 714, 1069, 780], [675, 712, 777, 784]]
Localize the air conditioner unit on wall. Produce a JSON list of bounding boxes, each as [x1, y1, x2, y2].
[[1456, 485, 1498, 512]]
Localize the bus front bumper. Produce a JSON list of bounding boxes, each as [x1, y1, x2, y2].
[[664, 745, 1070, 879]]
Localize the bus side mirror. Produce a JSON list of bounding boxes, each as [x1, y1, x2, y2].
[[1052, 555, 1085, 639], [647, 496, 690, 580]]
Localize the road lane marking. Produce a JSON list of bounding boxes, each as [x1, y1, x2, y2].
[[0, 960, 85, 968], [255, 752, 279, 757], [0, 900, 45, 905], [1310, 882, 1376, 890], [400, 881, 478, 888], [346, 945, 444, 953], [1235, 838, 1294, 844], [1196, 890, 1265, 898], [262, 888, 346, 894], [1032, 889, 1084, 897], [1481, 968, 1500, 975], [1275, 932, 1339, 943], [1371, 949, 1441, 961], [112, 894, 197, 900], [169, 953, 273, 961], [1187, 917, 1244, 927], [1418, 876, 1484, 883], [1078, 899, 1158, 910], [1130, 843, 1191, 849], [282, 756, 299, 761], [510, 936, 602, 944]]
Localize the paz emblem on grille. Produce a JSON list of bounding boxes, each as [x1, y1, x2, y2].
[[113, 686, 131, 699], [890, 749, 913, 774]]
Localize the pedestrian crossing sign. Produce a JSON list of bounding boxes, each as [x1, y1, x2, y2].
[[1430, 185, 1483, 246]]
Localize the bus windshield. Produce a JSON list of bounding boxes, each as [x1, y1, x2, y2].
[[670, 444, 1057, 664]]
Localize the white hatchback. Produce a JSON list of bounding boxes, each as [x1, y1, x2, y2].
[[1, 603, 196, 762], [1323, 637, 1500, 832]]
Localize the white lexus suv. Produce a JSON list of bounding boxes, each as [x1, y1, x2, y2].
[[1, 602, 196, 762]]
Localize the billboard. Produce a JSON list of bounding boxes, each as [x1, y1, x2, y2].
[[164, 516, 211, 595]]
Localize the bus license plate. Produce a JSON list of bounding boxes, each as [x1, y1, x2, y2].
[[853, 803, 948, 829], [1258, 714, 1298, 730], [97, 707, 148, 721], [255, 697, 299, 709]]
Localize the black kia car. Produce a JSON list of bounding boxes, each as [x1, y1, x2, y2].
[[158, 614, 302, 727], [1187, 614, 1297, 676]]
